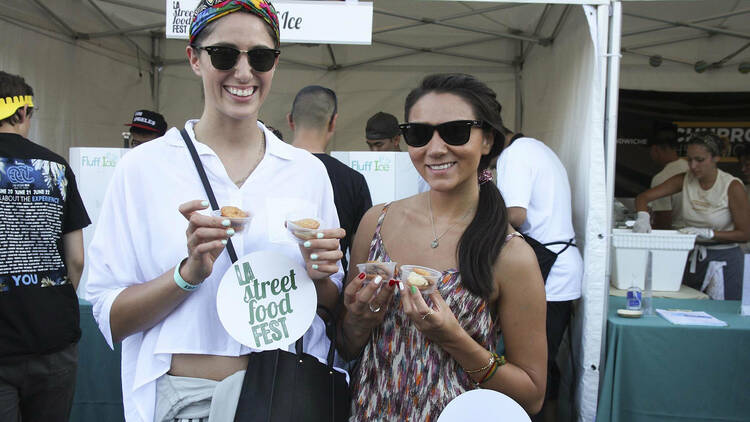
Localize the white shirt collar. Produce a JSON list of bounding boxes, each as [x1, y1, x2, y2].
[[164, 119, 294, 161]]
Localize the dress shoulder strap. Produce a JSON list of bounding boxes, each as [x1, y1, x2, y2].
[[505, 231, 524, 242], [374, 202, 392, 237]]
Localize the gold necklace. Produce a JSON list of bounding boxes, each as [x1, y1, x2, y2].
[[427, 194, 473, 248], [234, 129, 266, 187]]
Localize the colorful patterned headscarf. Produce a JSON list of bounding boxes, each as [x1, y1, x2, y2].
[[189, 0, 280, 46]]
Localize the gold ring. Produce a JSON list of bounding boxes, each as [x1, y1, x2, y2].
[[421, 309, 434, 320]]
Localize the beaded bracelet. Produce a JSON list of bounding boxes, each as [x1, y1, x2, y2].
[[475, 354, 507, 387]]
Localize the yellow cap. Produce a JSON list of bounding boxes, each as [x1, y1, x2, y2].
[[0, 95, 34, 120]]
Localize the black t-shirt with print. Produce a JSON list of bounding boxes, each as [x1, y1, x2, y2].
[[0, 132, 91, 358]]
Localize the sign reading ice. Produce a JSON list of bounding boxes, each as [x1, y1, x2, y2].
[[217, 250, 316, 350]]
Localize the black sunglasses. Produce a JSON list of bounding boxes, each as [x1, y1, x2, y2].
[[193, 45, 280, 72], [399, 120, 485, 147]]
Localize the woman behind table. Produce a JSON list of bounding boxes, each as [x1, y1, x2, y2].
[[85, 1, 345, 421], [634, 132, 750, 299], [339, 73, 548, 420]]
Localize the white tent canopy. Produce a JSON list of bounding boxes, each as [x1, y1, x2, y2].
[[1, 1, 748, 421]]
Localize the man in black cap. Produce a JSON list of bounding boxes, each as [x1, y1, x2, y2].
[[124, 109, 167, 148], [365, 111, 401, 152]]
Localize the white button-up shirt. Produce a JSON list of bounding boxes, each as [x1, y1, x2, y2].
[[85, 120, 344, 422]]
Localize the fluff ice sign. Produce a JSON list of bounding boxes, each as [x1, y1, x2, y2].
[[216, 250, 316, 350], [166, 0, 373, 45]]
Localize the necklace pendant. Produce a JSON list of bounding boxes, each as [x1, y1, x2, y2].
[[431, 240, 439, 248]]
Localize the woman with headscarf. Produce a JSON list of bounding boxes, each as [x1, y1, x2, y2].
[[634, 132, 750, 299], [86, 2, 345, 421]]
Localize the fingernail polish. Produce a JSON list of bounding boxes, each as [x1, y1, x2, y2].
[[388, 279, 396, 287], [303, 241, 312, 248], [310, 253, 318, 260], [201, 200, 209, 207], [398, 282, 404, 291], [374, 275, 382, 285], [226, 228, 235, 236], [221, 239, 228, 245], [312, 264, 319, 270], [222, 219, 231, 227], [316, 232, 324, 239], [411, 286, 417, 294], [358, 272, 366, 280]]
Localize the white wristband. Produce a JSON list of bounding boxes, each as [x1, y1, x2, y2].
[[173, 259, 199, 291]]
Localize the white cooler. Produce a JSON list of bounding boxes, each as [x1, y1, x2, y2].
[[611, 229, 697, 291]]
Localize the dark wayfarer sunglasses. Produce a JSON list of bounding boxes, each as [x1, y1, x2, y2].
[[192, 45, 280, 72], [399, 120, 485, 147]]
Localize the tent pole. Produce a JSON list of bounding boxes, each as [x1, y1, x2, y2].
[[600, 2, 622, 419], [152, 34, 161, 111], [514, 53, 523, 132], [623, 12, 750, 41], [622, 7, 750, 37]]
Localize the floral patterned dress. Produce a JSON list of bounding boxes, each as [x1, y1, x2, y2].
[[349, 203, 500, 422]]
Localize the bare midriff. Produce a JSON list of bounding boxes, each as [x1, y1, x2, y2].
[[169, 354, 249, 381]]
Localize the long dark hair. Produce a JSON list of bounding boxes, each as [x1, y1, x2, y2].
[[404, 73, 508, 299]]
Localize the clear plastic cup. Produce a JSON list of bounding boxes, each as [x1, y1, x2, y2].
[[285, 217, 324, 243], [356, 261, 398, 285], [211, 209, 252, 233], [400, 265, 442, 295]]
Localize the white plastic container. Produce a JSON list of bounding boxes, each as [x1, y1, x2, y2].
[[611, 229, 697, 291]]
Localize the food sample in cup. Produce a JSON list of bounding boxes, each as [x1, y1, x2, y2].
[[400, 265, 441, 295], [285, 217, 324, 242], [356, 261, 398, 285], [221, 206, 248, 218], [211, 207, 252, 233]]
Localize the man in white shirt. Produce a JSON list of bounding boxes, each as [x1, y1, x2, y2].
[[496, 128, 583, 422], [648, 123, 688, 229]]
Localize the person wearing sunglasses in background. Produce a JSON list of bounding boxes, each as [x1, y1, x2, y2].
[[495, 124, 583, 422], [339, 73, 547, 420], [0, 70, 90, 421], [85, 2, 345, 422]]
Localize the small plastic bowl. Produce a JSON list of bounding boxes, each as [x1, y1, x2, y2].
[[400, 265, 442, 295], [285, 217, 324, 243], [211, 209, 252, 234], [356, 261, 398, 285]]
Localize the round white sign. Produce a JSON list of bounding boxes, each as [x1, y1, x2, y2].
[[216, 250, 317, 350], [438, 390, 530, 422]]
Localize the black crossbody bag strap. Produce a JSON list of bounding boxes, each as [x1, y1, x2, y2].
[[180, 128, 238, 263]]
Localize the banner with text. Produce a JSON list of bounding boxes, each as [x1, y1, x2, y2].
[[217, 250, 316, 350], [331, 151, 425, 206], [69, 147, 130, 295], [616, 89, 750, 198], [166, 0, 373, 44]]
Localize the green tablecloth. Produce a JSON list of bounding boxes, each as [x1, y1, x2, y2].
[[70, 300, 125, 422], [597, 296, 750, 422]]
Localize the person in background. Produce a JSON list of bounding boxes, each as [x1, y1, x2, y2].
[[365, 111, 401, 151], [85, 2, 345, 421], [648, 122, 688, 229], [124, 109, 167, 148], [289, 85, 372, 277], [634, 132, 750, 300], [0, 70, 90, 421], [495, 125, 583, 422], [340, 73, 547, 420], [737, 144, 750, 199]]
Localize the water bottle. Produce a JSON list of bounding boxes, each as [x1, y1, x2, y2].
[[643, 251, 654, 315], [626, 285, 642, 310]]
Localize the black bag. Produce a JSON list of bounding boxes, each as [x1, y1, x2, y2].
[[180, 129, 350, 422], [523, 235, 576, 282], [233, 311, 350, 422]]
